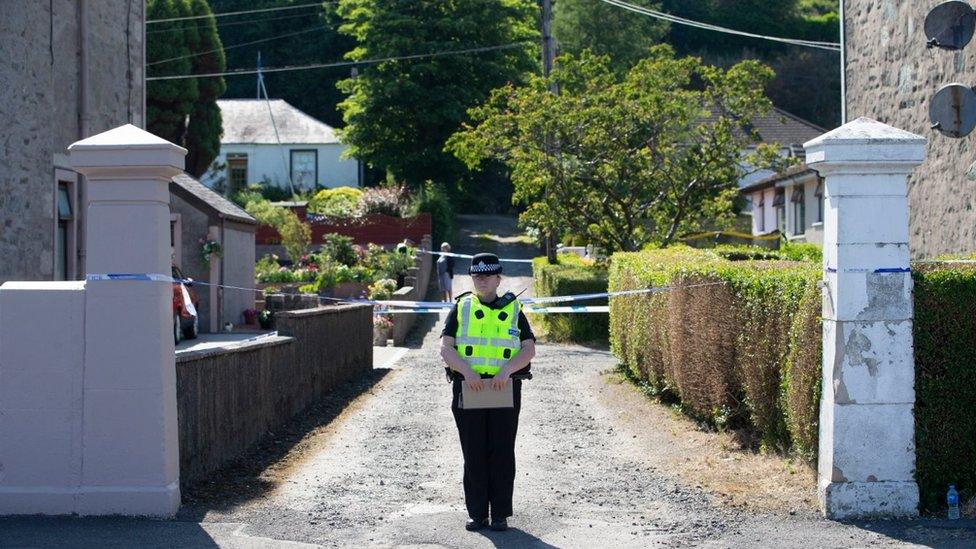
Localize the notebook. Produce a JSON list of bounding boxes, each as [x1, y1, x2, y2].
[[460, 380, 514, 409]]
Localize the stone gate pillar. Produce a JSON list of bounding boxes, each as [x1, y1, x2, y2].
[[804, 117, 925, 519], [69, 124, 186, 516]]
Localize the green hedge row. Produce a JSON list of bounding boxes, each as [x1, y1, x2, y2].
[[609, 247, 822, 457], [913, 265, 976, 513], [531, 255, 609, 343]]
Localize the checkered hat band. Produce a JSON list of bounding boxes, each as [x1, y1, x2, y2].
[[470, 262, 501, 274]]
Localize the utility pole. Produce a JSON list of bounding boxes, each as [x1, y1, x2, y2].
[[256, 51, 263, 99], [541, 0, 558, 263]]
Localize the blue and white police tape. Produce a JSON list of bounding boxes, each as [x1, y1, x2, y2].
[[824, 267, 911, 273], [416, 249, 534, 264], [379, 305, 609, 314], [86, 273, 177, 282]]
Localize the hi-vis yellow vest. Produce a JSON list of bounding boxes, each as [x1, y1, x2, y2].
[[455, 294, 522, 376]]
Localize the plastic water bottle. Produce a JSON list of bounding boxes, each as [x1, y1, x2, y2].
[[947, 485, 960, 520]]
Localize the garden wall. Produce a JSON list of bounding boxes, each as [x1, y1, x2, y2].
[[176, 303, 372, 483], [256, 209, 432, 249], [391, 235, 433, 344]]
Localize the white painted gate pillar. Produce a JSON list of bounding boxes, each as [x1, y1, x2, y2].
[[67, 124, 186, 516], [804, 117, 925, 519]]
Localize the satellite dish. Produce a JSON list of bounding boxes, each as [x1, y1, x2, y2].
[[925, 1, 976, 50], [930, 83, 976, 137]]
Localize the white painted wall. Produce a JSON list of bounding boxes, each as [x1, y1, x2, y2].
[[203, 143, 359, 190], [748, 176, 825, 245]]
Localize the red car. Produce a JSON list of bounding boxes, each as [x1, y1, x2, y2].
[[172, 265, 200, 344]]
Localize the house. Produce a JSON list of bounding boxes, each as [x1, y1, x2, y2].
[[739, 164, 825, 245], [844, 2, 976, 257], [727, 107, 826, 191], [0, 1, 144, 284], [170, 174, 257, 333], [203, 99, 361, 194]]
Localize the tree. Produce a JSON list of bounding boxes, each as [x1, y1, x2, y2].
[[553, 0, 668, 69], [147, 0, 225, 176], [448, 46, 793, 254], [335, 0, 539, 188]]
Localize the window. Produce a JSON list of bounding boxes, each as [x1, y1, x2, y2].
[[814, 178, 824, 223], [227, 154, 248, 195], [290, 150, 317, 189], [757, 194, 766, 232], [772, 188, 786, 234], [55, 182, 74, 280], [791, 186, 805, 235]]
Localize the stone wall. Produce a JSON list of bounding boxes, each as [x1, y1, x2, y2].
[[391, 235, 433, 345], [176, 304, 372, 483], [0, 1, 144, 283], [845, 1, 976, 257]]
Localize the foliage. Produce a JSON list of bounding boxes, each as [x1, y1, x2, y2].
[[373, 314, 393, 330], [404, 181, 456, 246], [146, 0, 225, 177], [231, 186, 264, 208], [208, 0, 354, 128], [335, 0, 538, 187], [308, 187, 363, 218], [199, 237, 222, 267], [357, 184, 411, 217], [320, 233, 359, 267], [913, 264, 976, 513], [449, 46, 792, 254], [361, 244, 415, 280], [608, 247, 821, 456], [531, 255, 609, 343], [278, 211, 312, 261], [553, 0, 669, 70], [245, 198, 292, 230], [368, 278, 398, 301]]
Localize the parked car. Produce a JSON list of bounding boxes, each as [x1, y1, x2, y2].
[[172, 265, 200, 344]]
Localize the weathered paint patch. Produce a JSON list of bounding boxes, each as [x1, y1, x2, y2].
[[857, 272, 909, 320], [845, 327, 879, 377]]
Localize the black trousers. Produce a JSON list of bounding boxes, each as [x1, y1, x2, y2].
[[451, 378, 522, 520]]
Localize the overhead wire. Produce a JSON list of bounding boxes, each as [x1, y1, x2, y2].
[[146, 41, 534, 81], [146, 11, 324, 34], [148, 25, 326, 67], [598, 0, 841, 52], [146, 1, 329, 24]]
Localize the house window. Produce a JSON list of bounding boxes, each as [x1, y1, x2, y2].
[[757, 194, 766, 233], [55, 182, 74, 280], [791, 186, 805, 235], [772, 188, 786, 234], [227, 154, 248, 195], [290, 150, 317, 189], [814, 178, 824, 223]]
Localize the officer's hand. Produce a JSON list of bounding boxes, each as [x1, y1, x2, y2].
[[462, 369, 484, 392], [490, 372, 510, 391]]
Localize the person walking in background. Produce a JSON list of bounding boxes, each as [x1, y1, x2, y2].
[[437, 242, 455, 301]]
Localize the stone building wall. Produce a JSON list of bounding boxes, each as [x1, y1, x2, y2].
[[0, 1, 144, 283], [845, 0, 976, 257]]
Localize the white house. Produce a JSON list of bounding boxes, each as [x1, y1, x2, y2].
[[740, 164, 824, 245], [204, 99, 361, 193], [730, 107, 826, 190]]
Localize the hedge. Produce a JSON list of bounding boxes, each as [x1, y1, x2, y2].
[[609, 247, 822, 456], [531, 255, 609, 343], [913, 264, 976, 513]]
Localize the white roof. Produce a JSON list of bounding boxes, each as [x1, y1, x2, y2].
[[217, 99, 340, 145]]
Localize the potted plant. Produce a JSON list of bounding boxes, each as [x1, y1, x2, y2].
[[243, 308, 259, 325], [373, 314, 393, 346], [258, 309, 274, 329]]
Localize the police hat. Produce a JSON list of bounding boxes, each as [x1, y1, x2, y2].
[[469, 253, 503, 275]]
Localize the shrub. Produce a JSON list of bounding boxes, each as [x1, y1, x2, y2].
[[406, 181, 455, 244], [368, 278, 398, 301], [308, 186, 363, 218], [278, 210, 312, 262], [609, 248, 820, 453], [913, 264, 976, 513], [358, 185, 410, 217], [260, 184, 293, 202], [320, 233, 358, 267], [531, 255, 609, 343], [245, 198, 291, 230], [231, 185, 264, 208]]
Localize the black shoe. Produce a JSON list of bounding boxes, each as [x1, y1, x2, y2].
[[489, 518, 508, 531], [465, 518, 488, 531]]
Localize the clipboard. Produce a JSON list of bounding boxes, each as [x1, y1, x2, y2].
[[460, 380, 514, 409]]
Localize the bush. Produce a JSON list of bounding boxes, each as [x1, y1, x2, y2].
[[320, 233, 358, 267], [245, 198, 291, 230], [358, 185, 410, 217], [278, 210, 312, 262], [368, 278, 398, 301], [406, 181, 455, 245], [609, 247, 821, 453], [913, 264, 976, 513], [361, 243, 415, 280], [308, 186, 363, 218], [532, 255, 609, 343]]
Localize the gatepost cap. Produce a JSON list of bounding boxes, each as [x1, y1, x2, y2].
[[469, 253, 502, 275]]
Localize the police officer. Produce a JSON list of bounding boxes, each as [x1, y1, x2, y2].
[[440, 253, 536, 532]]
